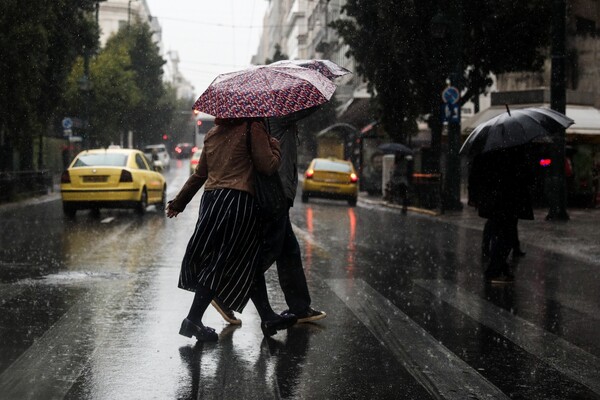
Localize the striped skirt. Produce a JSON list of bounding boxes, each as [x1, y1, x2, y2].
[[178, 189, 261, 312]]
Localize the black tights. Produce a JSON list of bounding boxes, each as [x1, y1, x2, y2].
[[188, 273, 278, 325], [187, 286, 215, 326]]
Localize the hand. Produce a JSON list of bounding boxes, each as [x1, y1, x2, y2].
[[166, 202, 180, 218]]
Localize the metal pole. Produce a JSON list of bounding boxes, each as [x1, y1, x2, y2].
[[443, 1, 463, 211], [546, 0, 569, 221]]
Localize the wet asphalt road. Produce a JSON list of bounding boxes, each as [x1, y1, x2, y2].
[[0, 160, 599, 400]]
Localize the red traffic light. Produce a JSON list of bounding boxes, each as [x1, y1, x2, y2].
[[196, 120, 202, 126], [162, 134, 168, 140], [539, 158, 552, 167]]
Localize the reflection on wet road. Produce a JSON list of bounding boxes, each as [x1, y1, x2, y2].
[[0, 163, 599, 399]]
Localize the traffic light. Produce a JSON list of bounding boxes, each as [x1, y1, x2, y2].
[[195, 119, 202, 135], [162, 134, 168, 141]]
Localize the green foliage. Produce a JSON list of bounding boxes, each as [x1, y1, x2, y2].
[[331, 0, 552, 143], [65, 21, 172, 147], [0, 0, 98, 170]]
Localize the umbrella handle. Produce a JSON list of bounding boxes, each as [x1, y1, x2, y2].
[[505, 104, 511, 116]]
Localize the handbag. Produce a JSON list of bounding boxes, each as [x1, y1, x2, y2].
[[246, 122, 287, 222]]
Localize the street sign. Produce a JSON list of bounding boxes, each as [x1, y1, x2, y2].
[[442, 86, 460, 105], [441, 103, 461, 123], [63, 129, 73, 137], [62, 118, 73, 130]]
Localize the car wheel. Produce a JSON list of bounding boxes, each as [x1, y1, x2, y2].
[[301, 193, 309, 203], [348, 197, 357, 207], [63, 203, 76, 218], [156, 186, 167, 213], [136, 188, 148, 215]]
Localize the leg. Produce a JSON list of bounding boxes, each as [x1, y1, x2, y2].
[[250, 272, 297, 336], [179, 285, 218, 341], [511, 219, 525, 257], [485, 218, 513, 283], [482, 219, 492, 258], [276, 216, 326, 322]]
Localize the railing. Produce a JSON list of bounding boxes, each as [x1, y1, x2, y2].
[[0, 170, 53, 203]]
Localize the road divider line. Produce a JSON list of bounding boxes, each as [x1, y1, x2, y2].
[[326, 278, 509, 400], [414, 279, 600, 396]]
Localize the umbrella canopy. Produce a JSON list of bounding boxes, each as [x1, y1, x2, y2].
[[192, 65, 336, 118], [269, 59, 352, 81], [378, 142, 413, 155], [460, 107, 574, 156]]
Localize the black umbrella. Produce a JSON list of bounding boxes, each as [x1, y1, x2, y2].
[[378, 142, 413, 155], [459, 106, 574, 156]]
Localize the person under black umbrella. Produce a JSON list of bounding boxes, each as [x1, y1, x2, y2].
[[468, 147, 534, 283]]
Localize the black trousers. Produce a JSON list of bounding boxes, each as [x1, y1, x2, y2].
[[261, 209, 312, 314], [485, 217, 516, 277]]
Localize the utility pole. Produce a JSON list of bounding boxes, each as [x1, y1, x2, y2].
[[546, 0, 569, 221]]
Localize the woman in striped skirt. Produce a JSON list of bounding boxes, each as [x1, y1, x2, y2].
[[166, 118, 297, 342]]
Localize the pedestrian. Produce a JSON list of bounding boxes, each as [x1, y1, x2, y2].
[[166, 117, 297, 342], [211, 112, 326, 325], [388, 153, 412, 214], [467, 147, 533, 283]]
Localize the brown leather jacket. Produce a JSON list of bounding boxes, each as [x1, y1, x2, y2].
[[169, 120, 281, 212]]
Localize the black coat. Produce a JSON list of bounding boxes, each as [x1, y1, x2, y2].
[[468, 148, 534, 220]]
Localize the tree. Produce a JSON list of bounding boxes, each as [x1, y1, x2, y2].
[[331, 0, 552, 144], [0, 0, 98, 170], [265, 44, 288, 64], [64, 21, 171, 147]]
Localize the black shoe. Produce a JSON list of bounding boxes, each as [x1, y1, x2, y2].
[[261, 314, 297, 337], [211, 299, 242, 325], [283, 307, 327, 323], [179, 318, 218, 342]]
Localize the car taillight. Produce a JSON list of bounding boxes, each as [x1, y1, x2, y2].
[[192, 146, 198, 153], [60, 171, 71, 184], [175, 147, 182, 153], [119, 169, 133, 182], [350, 173, 358, 183], [305, 169, 314, 179], [191, 159, 199, 165]]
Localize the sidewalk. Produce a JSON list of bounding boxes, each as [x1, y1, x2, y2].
[[360, 193, 600, 266]]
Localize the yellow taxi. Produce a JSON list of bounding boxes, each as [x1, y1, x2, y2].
[[60, 148, 167, 217], [301, 158, 359, 206]]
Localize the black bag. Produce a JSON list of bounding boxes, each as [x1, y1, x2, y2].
[[246, 122, 287, 222]]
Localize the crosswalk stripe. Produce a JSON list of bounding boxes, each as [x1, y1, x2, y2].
[[326, 278, 509, 400], [414, 279, 600, 396]]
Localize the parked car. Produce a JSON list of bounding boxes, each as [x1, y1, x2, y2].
[[60, 148, 167, 217], [189, 148, 202, 175], [174, 142, 195, 159], [143, 144, 170, 171], [301, 157, 359, 206]]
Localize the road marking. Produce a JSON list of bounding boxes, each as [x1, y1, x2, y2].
[[414, 279, 600, 396], [326, 278, 509, 400], [100, 216, 115, 223], [0, 282, 126, 399]]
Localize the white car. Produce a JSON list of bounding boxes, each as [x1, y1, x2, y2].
[[143, 144, 170, 171]]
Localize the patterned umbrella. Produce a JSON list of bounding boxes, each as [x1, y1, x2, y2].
[[269, 59, 352, 81], [192, 65, 336, 118]]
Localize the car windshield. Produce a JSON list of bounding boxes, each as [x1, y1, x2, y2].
[[314, 160, 351, 173], [73, 153, 128, 167]]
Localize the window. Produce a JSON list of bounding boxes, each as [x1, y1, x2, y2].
[[135, 154, 150, 170], [73, 153, 127, 167]]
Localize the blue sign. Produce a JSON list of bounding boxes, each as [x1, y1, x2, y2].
[[62, 117, 73, 130], [442, 86, 460, 105], [441, 103, 460, 123]]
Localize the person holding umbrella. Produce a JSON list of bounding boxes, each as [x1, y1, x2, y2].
[[463, 106, 574, 283], [167, 64, 337, 340], [207, 61, 348, 326]]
